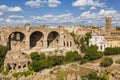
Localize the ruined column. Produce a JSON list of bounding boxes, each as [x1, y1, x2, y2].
[[15, 65, 18, 72], [59, 31, 64, 48], [10, 64, 14, 72], [25, 23, 30, 50], [43, 33, 48, 48]]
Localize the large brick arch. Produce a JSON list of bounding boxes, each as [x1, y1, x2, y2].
[[30, 31, 44, 48], [7, 28, 26, 38], [8, 31, 26, 50], [47, 31, 60, 47]]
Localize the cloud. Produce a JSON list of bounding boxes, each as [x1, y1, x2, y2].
[[48, 0, 61, 7], [8, 15, 24, 19], [99, 9, 117, 16], [77, 8, 120, 26], [5, 18, 31, 25], [31, 13, 74, 24], [0, 5, 22, 12], [25, 0, 41, 8], [25, 0, 61, 8], [80, 9, 117, 19], [90, 6, 96, 10], [72, 0, 106, 8], [0, 12, 3, 16], [0, 8, 120, 26]]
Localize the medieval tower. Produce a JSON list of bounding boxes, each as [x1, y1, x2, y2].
[[105, 17, 112, 36]]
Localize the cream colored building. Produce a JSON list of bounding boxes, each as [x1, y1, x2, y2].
[[89, 32, 108, 51]]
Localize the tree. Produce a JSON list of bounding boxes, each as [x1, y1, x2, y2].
[[30, 59, 49, 72], [85, 45, 103, 60], [30, 60, 40, 72], [47, 56, 64, 67], [30, 52, 40, 61], [82, 72, 109, 80], [83, 72, 101, 80], [104, 47, 120, 55], [71, 32, 92, 53], [85, 32, 92, 45], [0, 45, 8, 68], [40, 52, 46, 59], [80, 37, 87, 53], [65, 51, 81, 62], [100, 57, 113, 67]]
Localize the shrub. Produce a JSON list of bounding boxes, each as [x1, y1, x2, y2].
[[40, 52, 46, 59], [12, 70, 33, 77], [82, 72, 101, 80], [47, 56, 64, 66], [100, 57, 113, 67], [22, 70, 33, 76], [12, 72, 21, 78], [30, 52, 40, 61], [3, 66, 9, 75], [30, 59, 49, 72], [100, 72, 109, 80], [0, 45, 8, 68], [65, 51, 81, 63], [85, 45, 103, 60], [104, 47, 120, 55], [80, 58, 88, 64]]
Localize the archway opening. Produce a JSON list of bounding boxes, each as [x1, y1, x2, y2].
[[8, 32, 25, 51], [47, 31, 60, 47], [30, 31, 44, 48]]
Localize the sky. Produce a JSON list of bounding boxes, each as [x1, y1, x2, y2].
[[0, 0, 120, 26]]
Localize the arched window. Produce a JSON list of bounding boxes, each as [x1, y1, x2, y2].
[[70, 41, 72, 47], [47, 31, 60, 47], [67, 41, 69, 47], [64, 41, 65, 47], [30, 31, 44, 48]]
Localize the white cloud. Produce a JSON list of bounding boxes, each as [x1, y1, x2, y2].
[[0, 7, 120, 26], [90, 6, 96, 10], [80, 9, 117, 19], [5, 18, 13, 23], [42, 14, 53, 19], [0, 12, 3, 16], [0, 18, 4, 21], [48, 0, 61, 7], [31, 13, 74, 24], [0, 5, 22, 12], [25, 0, 61, 8], [72, 0, 106, 8], [25, 0, 41, 8], [77, 8, 120, 26], [4, 18, 31, 25], [8, 15, 24, 19], [99, 9, 117, 16]]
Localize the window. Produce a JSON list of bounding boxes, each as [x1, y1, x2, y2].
[[64, 41, 65, 47], [100, 45, 102, 50]]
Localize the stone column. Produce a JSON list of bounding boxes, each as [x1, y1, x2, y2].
[[59, 32, 63, 47], [15, 65, 19, 72], [25, 32, 30, 50], [25, 24, 30, 50], [26, 62, 28, 70], [43, 36, 47, 48], [11, 64, 14, 71]]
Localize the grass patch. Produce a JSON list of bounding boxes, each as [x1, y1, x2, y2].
[[80, 66, 94, 76]]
